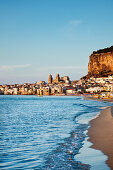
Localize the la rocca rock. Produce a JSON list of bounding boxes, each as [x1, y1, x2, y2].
[[86, 46, 113, 78]]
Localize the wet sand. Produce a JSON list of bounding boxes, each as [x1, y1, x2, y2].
[[85, 96, 113, 103], [88, 106, 113, 169]]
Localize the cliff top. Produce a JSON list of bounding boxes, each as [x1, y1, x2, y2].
[[93, 45, 113, 54]]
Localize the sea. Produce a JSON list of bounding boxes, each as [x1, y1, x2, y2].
[[0, 95, 112, 170]]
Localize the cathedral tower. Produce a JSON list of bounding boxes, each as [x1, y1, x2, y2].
[[48, 74, 53, 84]]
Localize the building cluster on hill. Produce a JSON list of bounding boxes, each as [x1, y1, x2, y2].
[[83, 75, 113, 99], [0, 74, 113, 98]]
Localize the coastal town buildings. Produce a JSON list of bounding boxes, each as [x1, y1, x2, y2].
[[0, 74, 113, 98]]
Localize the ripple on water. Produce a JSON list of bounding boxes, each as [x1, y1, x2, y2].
[[0, 96, 112, 169]]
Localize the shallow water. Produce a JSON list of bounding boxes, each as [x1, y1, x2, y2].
[[76, 131, 110, 170], [0, 95, 112, 169]]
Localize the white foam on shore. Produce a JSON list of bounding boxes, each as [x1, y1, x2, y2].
[[75, 106, 111, 170], [76, 111, 100, 125], [75, 103, 112, 169], [91, 106, 110, 122], [75, 130, 110, 170]]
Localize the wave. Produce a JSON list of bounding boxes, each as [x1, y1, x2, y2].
[[73, 103, 96, 109], [43, 124, 90, 170]]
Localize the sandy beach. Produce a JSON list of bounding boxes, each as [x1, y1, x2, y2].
[[88, 106, 113, 169], [84, 96, 113, 103]]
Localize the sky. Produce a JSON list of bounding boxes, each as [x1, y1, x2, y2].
[[0, 0, 113, 84]]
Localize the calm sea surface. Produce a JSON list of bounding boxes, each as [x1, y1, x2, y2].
[[0, 95, 112, 169]]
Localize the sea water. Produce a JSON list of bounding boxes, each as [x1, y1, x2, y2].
[[0, 95, 112, 169]]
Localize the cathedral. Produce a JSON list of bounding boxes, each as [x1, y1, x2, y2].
[[48, 74, 70, 84]]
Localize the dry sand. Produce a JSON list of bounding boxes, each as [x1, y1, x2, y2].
[[88, 106, 113, 169]]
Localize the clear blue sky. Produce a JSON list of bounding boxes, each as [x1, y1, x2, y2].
[[0, 0, 113, 84]]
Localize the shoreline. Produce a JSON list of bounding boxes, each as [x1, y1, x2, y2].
[[88, 106, 113, 169], [84, 96, 113, 103]]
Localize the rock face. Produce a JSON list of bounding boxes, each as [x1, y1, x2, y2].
[[88, 46, 113, 77]]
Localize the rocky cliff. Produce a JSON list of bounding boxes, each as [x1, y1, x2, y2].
[[87, 46, 113, 78]]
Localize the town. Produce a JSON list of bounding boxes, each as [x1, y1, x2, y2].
[[0, 73, 113, 99]]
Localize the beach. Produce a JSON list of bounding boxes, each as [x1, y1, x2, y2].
[[88, 106, 113, 169], [84, 96, 113, 103]]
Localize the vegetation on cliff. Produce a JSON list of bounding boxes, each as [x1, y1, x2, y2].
[[93, 46, 113, 54]]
